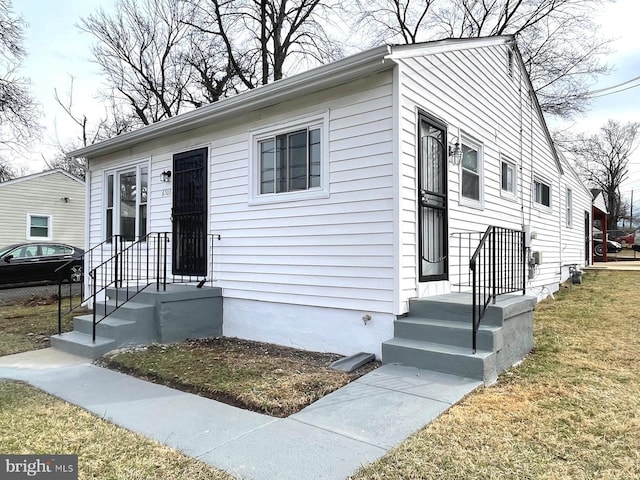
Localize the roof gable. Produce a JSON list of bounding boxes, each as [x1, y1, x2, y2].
[[0, 169, 84, 188]]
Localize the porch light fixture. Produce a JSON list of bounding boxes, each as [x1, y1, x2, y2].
[[161, 170, 172, 182], [448, 142, 463, 165]]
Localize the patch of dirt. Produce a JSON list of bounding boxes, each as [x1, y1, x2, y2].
[[98, 337, 381, 417]]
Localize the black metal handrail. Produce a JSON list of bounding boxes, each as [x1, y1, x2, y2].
[[89, 232, 168, 342], [56, 236, 122, 335], [57, 232, 221, 341], [469, 226, 526, 353]]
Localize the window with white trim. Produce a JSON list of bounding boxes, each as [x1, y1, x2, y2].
[[259, 127, 321, 194], [459, 138, 483, 207], [250, 114, 328, 204], [566, 188, 573, 227], [27, 214, 51, 240], [105, 163, 148, 241], [501, 159, 516, 195], [534, 177, 551, 208]]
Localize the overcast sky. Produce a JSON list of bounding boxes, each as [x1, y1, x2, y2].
[[13, 0, 640, 203]]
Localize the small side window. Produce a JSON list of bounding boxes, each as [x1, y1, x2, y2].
[[534, 177, 551, 208], [501, 159, 516, 196], [27, 214, 51, 240]]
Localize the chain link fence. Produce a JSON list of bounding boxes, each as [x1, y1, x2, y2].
[[0, 283, 82, 307]]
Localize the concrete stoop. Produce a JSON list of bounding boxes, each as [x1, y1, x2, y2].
[[50, 284, 223, 359], [382, 293, 536, 385]]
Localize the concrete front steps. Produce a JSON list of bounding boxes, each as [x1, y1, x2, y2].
[[382, 293, 536, 385], [50, 284, 223, 359]]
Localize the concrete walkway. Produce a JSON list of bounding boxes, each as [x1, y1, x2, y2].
[[0, 348, 482, 480]]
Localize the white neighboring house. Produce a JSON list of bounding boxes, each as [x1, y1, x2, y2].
[[0, 169, 85, 248], [558, 152, 594, 281], [68, 36, 592, 359]]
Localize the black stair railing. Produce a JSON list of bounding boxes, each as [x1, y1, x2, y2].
[[469, 226, 526, 353], [56, 232, 221, 342], [89, 232, 170, 342], [56, 236, 122, 335]]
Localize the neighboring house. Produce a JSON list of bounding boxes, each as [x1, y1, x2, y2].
[[0, 169, 85, 248], [558, 153, 593, 277], [64, 36, 592, 369]]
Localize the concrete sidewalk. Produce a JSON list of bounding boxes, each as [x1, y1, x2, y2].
[[0, 348, 482, 480]]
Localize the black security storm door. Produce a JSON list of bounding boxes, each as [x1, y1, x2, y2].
[[172, 148, 208, 276]]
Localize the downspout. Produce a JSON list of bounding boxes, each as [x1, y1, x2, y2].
[[81, 156, 90, 295]]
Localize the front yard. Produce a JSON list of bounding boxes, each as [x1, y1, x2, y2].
[[1, 270, 639, 479], [354, 270, 640, 479]]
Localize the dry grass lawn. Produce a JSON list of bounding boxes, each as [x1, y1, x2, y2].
[[0, 381, 232, 480], [0, 296, 76, 356], [354, 270, 640, 479]]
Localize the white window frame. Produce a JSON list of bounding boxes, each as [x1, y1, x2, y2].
[[566, 188, 573, 227], [533, 176, 552, 210], [104, 159, 150, 242], [249, 112, 329, 205], [458, 136, 484, 209], [27, 213, 52, 240], [500, 157, 517, 199]]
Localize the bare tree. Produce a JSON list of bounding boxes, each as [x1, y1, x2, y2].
[[569, 120, 640, 229], [80, 0, 234, 127], [0, 0, 39, 143], [189, 0, 344, 89], [0, 0, 39, 176], [0, 159, 15, 182], [351, 0, 611, 118]]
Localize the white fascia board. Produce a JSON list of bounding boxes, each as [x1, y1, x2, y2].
[[385, 35, 513, 60], [68, 46, 392, 160]]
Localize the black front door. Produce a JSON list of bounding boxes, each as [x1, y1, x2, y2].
[[418, 114, 448, 282], [172, 148, 208, 276]]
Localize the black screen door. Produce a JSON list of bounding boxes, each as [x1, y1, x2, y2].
[[418, 114, 448, 282], [172, 148, 208, 276]]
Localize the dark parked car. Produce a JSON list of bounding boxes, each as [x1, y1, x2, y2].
[[593, 237, 622, 256], [0, 242, 84, 287]]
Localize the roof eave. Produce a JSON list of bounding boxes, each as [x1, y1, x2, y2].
[[67, 45, 392, 160]]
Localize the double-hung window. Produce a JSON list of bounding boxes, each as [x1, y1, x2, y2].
[[566, 188, 573, 227], [459, 138, 483, 207], [534, 177, 551, 208], [501, 159, 516, 196], [27, 214, 51, 240], [105, 163, 149, 242], [251, 113, 328, 204]]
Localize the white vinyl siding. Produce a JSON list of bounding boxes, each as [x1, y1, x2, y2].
[[395, 41, 565, 303], [87, 73, 396, 313], [0, 170, 85, 248]]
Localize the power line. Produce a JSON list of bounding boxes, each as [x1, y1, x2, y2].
[[585, 74, 640, 96], [588, 80, 640, 99]]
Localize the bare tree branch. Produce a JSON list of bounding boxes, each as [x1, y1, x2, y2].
[[567, 120, 640, 228], [349, 0, 613, 118]]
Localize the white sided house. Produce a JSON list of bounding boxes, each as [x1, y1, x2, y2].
[[53, 37, 592, 384], [0, 169, 85, 248]]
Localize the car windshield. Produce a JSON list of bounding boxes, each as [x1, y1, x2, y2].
[[0, 245, 18, 258]]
